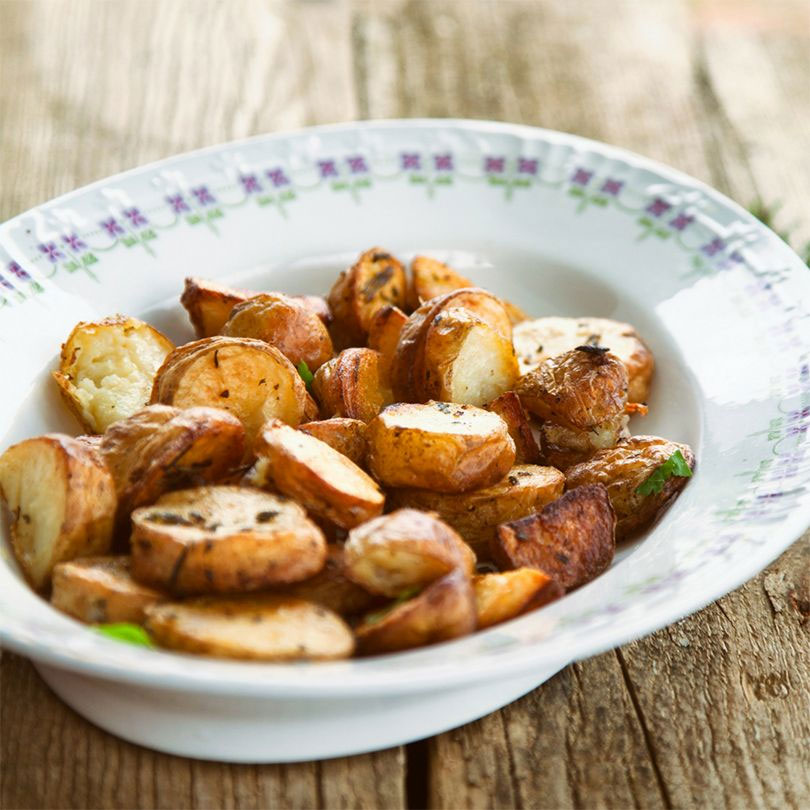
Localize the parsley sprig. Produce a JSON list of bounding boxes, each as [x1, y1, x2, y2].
[[635, 450, 693, 496], [94, 623, 154, 648], [297, 360, 315, 392], [363, 586, 422, 626]]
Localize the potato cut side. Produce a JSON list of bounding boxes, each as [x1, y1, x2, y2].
[[513, 316, 654, 402], [51, 555, 165, 624], [486, 392, 542, 464], [367, 305, 408, 381], [52, 316, 174, 433], [222, 292, 334, 371], [474, 568, 563, 629], [492, 484, 616, 590], [150, 336, 308, 443], [0, 435, 115, 589], [387, 465, 564, 559], [298, 418, 368, 467], [255, 419, 384, 529], [144, 595, 354, 660], [180, 277, 255, 338], [366, 401, 515, 493], [131, 486, 326, 595], [344, 508, 475, 597]]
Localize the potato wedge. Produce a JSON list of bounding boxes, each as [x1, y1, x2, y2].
[[565, 436, 695, 539], [144, 595, 354, 660], [514, 316, 654, 402], [344, 508, 475, 597], [180, 277, 254, 338], [298, 418, 368, 467], [0, 435, 115, 589], [51, 555, 165, 623], [492, 484, 616, 590], [366, 401, 515, 493], [327, 248, 408, 348], [387, 465, 565, 558], [367, 305, 408, 381], [474, 567, 564, 629], [150, 336, 308, 442], [486, 392, 542, 464], [52, 316, 174, 433], [131, 486, 326, 594], [100, 405, 246, 539], [222, 292, 334, 371], [311, 348, 393, 423], [354, 568, 476, 654], [255, 419, 384, 529]]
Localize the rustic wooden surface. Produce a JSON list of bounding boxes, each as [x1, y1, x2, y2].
[[1, 1, 809, 808]]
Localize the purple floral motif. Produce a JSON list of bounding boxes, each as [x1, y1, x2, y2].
[[401, 152, 421, 170], [318, 160, 338, 178], [38, 242, 64, 263], [192, 186, 216, 205], [346, 155, 368, 174], [701, 237, 726, 257], [62, 233, 87, 251], [571, 168, 593, 186], [484, 157, 505, 173], [240, 174, 262, 194], [123, 207, 148, 227], [100, 217, 125, 237], [0, 276, 13, 290], [434, 153, 453, 171], [728, 250, 745, 263], [669, 213, 694, 231], [601, 178, 623, 196], [518, 158, 538, 175], [266, 167, 290, 187], [166, 194, 190, 213], [7, 261, 31, 281], [646, 197, 672, 217]]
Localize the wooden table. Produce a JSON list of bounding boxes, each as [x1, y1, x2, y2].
[[2, 1, 809, 807]]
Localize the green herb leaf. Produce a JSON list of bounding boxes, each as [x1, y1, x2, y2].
[[297, 360, 315, 391], [635, 450, 693, 496], [363, 586, 422, 626], [94, 623, 154, 648]]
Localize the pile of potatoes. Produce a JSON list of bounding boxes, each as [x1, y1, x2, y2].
[[0, 248, 694, 660]]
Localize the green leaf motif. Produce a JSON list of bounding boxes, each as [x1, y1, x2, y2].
[[94, 623, 154, 648], [636, 450, 693, 496]]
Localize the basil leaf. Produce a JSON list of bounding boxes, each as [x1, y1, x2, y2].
[[94, 623, 154, 648], [297, 360, 315, 392], [635, 450, 693, 496]]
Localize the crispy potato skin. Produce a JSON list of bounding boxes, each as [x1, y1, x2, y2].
[[222, 292, 334, 371], [131, 486, 326, 595], [355, 568, 477, 654], [0, 435, 115, 589], [343, 508, 475, 597], [312, 348, 393, 423], [387, 465, 564, 559], [181, 278, 254, 338], [367, 305, 408, 381], [51, 555, 165, 623], [492, 484, 616, 590], [486, 392, 542, 464], [292, 295, 332, 327], [327, 248, 408, 348], [144, 595, 355, 660], [565, 436, 695, 539], [367, 401, 516, 493], [474, 568, 563, 629], [255, 419, 384, 529], [298, 418, 368, 467]]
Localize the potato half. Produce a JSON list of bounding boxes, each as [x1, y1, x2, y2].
[[181, 277, 254, 338], [474, 567, 563, 629], [52, 316, 174, 433], [298, 418, 368, 467], [486, 391, 542, 464], [0, 434, 116, 589]]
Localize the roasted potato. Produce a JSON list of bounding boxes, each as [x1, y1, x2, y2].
[[366, 401, 515, 493], [513, 316, 654, 402], [181, 277, 254, 338], [343, 508, 475, 597], [298, 418, 368, 467], [100, 405, 246, 539], [292, 294, 332, 327], [131, 486, 326, 594], [51, 555, 165, 623], [387, 465, 565, 558], [222, 292, 334, 371], [492, 484, 616, 590], [474, 567, 564, 629], [486, 391, 542, 464], [0, 435, 115, 589], [255, 419, 384, 529], [52, 316, 174, 433], [327, 248, 408, 348], [144, 595, 354, 660], [354, 568, 476, 654], [150, 336, 308, 442], [565, 436, 695, 539], [367, 305, 408, 380]]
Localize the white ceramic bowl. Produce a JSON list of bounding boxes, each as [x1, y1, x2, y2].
[[2, 120, 809, 762]]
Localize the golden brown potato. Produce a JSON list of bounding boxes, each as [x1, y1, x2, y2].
[[52, 316, 174, 433], [298, 418, 368, 467], [343, 508, 475, 597], [150, 336, 308, 443], [144, 595, 354, 660], [513, 316, 654, 402], [100, 405, 246, 539], [327, 248, 408, 348], [131, 486, 326, 595], [366, 401, 515, 493], [387, 465, 565, 558], [312, 348, 393, 423], [474, 568, 564, 629], [255, 419, 384, 529], [492, 484, 616, 590], [486, 391, 542, 464], [180, 277, 254, 338], [354, 568, 476, 654], [222, 292, 334, 371], [51, 555, 165, 623], [292, 294, 332, 327], [565, 436, 695, 539], [0, 435, 115, 589], [367, 305, 408, 380]]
